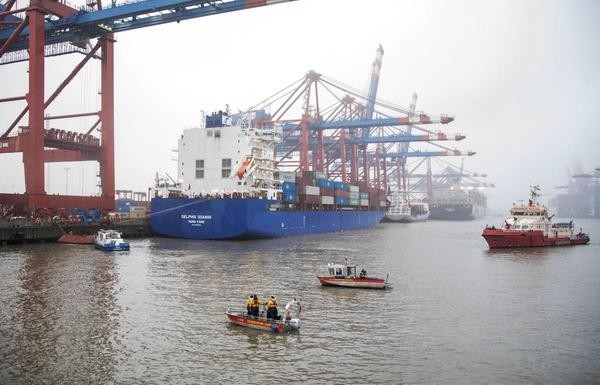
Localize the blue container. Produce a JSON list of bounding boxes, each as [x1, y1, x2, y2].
[[282, 181, 296, 193], [282, 192, 297, 203], [335, 196, 348, 206], [334, 181, 348, 191], [316, 179, 334, 189]]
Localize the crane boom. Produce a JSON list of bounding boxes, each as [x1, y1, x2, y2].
[[0, 0, 294, 54]]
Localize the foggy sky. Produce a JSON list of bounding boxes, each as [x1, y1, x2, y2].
[[1, 0, 599, 213]]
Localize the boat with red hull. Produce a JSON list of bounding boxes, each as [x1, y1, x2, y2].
[[317, 260, 390, 289], [482, 185, 590, 249], [225, 299, 301, 333]]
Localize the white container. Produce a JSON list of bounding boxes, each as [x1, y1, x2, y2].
[[303, 185, 320, 196], [321, 196, 334, 205], [279, 172, 296, 183], [349, 185, 359, 192], [360, 199, 369, 206], [349, 191, 359, 199]]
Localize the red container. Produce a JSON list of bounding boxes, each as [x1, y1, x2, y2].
[[295, 177, 315, 186], [321, 188, 335, 196], [299, 194, 321, 204]]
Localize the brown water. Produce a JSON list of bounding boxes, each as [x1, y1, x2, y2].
[[1, 219, 599, 384]]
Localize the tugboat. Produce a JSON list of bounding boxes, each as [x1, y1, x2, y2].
[[482, 185, 590, 249], [317, 259, 390, 289], [93, 229, 130, 251], [225, 299, 301, 333]]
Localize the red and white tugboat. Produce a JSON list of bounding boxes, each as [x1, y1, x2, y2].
[[317, 259, 390, 289], [482, 185, 590, 249], [225, 299, 301, 333]]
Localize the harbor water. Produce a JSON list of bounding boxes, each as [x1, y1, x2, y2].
[[1, 219, 599, 384]]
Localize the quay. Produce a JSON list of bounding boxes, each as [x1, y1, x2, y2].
[[0, 218, 154, 246]]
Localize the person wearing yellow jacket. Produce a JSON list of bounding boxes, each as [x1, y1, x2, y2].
[[250, 294, 263, 317], [246, 295, 253, 316], [266, 296, 278, 320]]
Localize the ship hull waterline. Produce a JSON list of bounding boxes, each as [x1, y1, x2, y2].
[[151, 198, 386, 240], [482, 229, 590, 249]]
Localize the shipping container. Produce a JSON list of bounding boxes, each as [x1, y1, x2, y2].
[[129, 211, 146, 219], [335, 196, 348, 206], [321, 188, 335, 196], [349, 185, 359, 192], [282, 181, 296, 193], [278, 171, 296, 183], [321, 196, 334, 205], [295, 176, 315, 186], [334, 181, 348, 191], [283, 192, 297, 203], [349, 191, 359, 199], [129, 206, 146, 212], [334, 190, 348, 198], [359, 192, 369, 199], [301, 185, 320, 196], [302, 171, 317, 179], [360, 199, 369, 206], [349, 198, 360, 206], [316, 179, 334, 189], [299, 194, 321, 204], [314, 171, 327, 180]]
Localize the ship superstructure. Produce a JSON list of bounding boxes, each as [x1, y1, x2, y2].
[[176, 110, 281, 198]]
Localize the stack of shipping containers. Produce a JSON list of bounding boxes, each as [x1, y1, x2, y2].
[[278, 171, 388, 210]]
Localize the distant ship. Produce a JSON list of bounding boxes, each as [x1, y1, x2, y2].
[[150, 110, 387, 240], [428, 188, 486, 220], [383, 191, 429, 222], [482, 185, 590, 249]]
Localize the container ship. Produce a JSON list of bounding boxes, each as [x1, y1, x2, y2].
[[482, 185, 590, 249], [383, 191, 429, 223], [428, 188, 486, 220], [150, 110, 387, 240]]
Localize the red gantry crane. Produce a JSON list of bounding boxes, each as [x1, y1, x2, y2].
[[0, 0, 293, 213]]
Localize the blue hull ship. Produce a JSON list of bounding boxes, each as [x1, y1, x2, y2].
[[150, 198, 385, 240]]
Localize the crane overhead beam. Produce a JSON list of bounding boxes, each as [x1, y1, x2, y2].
[[0, 0, 294, 54], [384, 150, 475, 158], [309, 115, 454, 130], [277, 133, 465, 146]]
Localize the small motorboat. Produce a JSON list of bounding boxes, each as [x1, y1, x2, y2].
[[225, 299, 301, 333], [317, 260, 390, 289], [93, 229, 130, 251]]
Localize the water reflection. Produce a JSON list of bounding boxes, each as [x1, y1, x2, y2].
[[486, 246, 551, 262], [8, 246, 121, 383]]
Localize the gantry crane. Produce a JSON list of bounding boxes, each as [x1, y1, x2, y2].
[[0, 0, 292, 212]]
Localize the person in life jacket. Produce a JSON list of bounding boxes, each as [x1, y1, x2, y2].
[[250, 295, 263, 317], [266, 296, 278, 320], [246, 295, 253, 316], [359, 269, 367, 279]]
